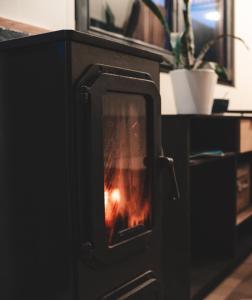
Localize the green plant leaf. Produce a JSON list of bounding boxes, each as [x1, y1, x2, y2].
[[142, 0, 172, 49], [215, 64, 229, 81], [105, 3, 115, 27], [171, 32, 182, 67], [201, 61, 229, 81], [193, 34, 249, 70], [180, 0, 195, 68]]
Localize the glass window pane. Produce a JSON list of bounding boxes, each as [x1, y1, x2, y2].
[[191, 0, 224, 65], [89, 0, 168, 49], [103, 93, 151, 245]]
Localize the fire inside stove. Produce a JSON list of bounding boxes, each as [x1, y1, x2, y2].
[[103, 93, 152, 245]]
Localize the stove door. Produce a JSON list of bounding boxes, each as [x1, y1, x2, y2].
[[76, 64, 161, 265]]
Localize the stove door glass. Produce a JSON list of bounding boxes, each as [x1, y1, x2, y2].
[[103, 92, 152, 245]]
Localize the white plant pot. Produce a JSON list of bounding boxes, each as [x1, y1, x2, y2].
[[170, 69, 218, 115]]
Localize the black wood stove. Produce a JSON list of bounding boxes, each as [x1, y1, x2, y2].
[[0, 31, 179, 300]]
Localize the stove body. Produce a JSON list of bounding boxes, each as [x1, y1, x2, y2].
[[0, 31, 178, 300]]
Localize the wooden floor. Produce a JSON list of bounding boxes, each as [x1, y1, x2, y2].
[[205, 253, 252, 300]]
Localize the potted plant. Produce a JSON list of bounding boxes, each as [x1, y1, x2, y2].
[[142, 0, 248, 114]]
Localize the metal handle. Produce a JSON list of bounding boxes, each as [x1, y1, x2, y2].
[[158, 156, 180, 201]]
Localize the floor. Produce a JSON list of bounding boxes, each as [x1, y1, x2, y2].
[[205, 253, 252, 300]]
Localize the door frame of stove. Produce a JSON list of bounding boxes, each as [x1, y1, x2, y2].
[[75, 64, 163, 266]]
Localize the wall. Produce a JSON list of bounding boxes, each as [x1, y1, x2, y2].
[[161, 0, 252, 114], [0, 0, 75, 30]]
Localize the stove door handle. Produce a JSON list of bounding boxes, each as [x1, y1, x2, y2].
[[158, 156, 180, 201]]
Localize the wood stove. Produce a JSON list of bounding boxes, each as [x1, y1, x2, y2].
[[0, 31, 179, 300]]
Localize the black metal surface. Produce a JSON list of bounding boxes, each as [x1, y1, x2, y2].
[[161, 117, 191, 300], [158, 157, 180, 202], [0, 40, 74, 300], [0, 32, 177, 300], [0, 30, 162, 63]]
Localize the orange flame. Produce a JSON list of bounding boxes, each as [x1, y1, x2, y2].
[[104, 186, 150, 244]]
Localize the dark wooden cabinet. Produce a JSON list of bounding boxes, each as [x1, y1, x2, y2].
[[162, 115, 252, 300]]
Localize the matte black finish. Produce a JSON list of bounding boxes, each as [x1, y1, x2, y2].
[[161, 117, 191, 300], [0, 31, 178, 300], [0, 30, 162, 62], [0, 37, 74, 300]]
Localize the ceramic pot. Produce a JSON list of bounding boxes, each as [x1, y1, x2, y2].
[[170, 69, 218, 114]]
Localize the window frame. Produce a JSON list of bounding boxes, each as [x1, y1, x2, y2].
[[75, 0, 234, 84]]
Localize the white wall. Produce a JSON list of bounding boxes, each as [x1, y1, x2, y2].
[[0, 0, 75, 30], [161, 0, 252, 114]]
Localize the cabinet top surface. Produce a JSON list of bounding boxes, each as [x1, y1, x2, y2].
[[0, 29, 162, 62], [162, 114, 252, 120]]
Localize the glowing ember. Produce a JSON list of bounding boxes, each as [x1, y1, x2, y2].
[[110, 189, 121, 203], [104, 191, 109, 208], [104, 186, 151, 244]]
